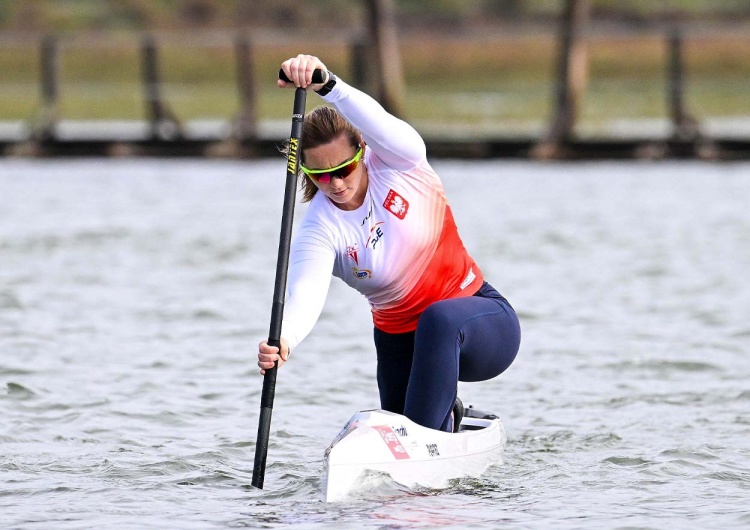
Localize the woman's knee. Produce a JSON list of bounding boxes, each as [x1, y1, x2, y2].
[[417, 300, 461, 337]]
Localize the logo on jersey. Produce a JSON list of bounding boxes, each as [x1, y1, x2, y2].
[[460, 268, 476, 290], [346, 244, 360, 265], [352, 267, 372, 279], [366, 222, 385, 249], [360, 204, 373, 226], [383, 189, 409, 220]]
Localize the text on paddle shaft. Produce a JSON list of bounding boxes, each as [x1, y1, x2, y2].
[[287, 138, 299, 174]]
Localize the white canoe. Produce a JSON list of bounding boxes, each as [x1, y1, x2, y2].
[[323, 406, 506, 502]]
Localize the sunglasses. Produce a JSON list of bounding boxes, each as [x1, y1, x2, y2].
[[300, 146, 363, 184]]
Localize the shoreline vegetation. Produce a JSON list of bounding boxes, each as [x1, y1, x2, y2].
[[0, 2, 748, 136]]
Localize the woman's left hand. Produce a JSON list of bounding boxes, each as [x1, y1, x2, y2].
[[278, 54, 329, 91]]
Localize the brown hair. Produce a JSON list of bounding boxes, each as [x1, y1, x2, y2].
[[292, 106, 363, 203]]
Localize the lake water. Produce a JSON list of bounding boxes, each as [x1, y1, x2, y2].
[[1, 158, 749, 529]]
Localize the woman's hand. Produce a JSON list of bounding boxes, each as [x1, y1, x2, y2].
[[257, 338, 290, 375], [278, 54, 328, 91]]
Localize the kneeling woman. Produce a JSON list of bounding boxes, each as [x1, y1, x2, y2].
[[257, 54, 521, 432]]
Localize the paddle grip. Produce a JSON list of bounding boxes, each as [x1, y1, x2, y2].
[[278, 68, 327, 85]]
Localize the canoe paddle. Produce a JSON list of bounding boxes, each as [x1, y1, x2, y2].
[[251, 68, 327, 489]]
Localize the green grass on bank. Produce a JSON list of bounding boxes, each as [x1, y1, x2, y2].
[[1, 34, 748, 134]]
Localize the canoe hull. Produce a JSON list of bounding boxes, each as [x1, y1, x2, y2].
[[324, 408, 506, 502]]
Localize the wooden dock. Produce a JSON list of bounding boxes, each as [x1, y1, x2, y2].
[[2, 122, 748, 160], [2, 1, 748, 160]]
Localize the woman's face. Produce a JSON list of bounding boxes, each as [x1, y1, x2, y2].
[[303, 135, 368, 211]]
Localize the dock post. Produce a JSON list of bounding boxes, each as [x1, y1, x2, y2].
[[350, 36, 373, 95], [33, 34, 59, 141], [207, 32, 258, 157], [364, 0, 405, 117], [532, 0, 591, 159], [667, 24, 700, 142], [141, 34, 183, 140], [233, 32, 257, 143], [665, 23, 719, 158]]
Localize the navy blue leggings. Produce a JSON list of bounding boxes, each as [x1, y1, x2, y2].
[[374, 282, 520, 432]]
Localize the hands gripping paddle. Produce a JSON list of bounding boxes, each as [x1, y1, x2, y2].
[[252, 68, 327, 490]]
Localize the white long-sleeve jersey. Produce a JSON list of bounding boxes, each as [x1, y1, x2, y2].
[[280, 79, 484, 351]]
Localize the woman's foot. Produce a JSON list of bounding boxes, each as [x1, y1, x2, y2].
[[452, 397, 464, 433]]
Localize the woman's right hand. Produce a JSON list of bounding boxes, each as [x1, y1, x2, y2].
[[257, 338, 290, 375]]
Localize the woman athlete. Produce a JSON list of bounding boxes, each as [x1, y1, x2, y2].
[[257, 55, 520, 433]]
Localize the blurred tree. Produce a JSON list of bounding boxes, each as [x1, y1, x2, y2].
[[180, 0, 217, 27], [0, 0, 748, 31], [491, 0, 524, 20], [9, 0, 44, 30]]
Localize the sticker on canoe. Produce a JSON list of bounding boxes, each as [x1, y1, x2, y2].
[[372, 425, 410, 460]]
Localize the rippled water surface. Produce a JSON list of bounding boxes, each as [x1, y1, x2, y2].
[[2, 158, 749, 529]]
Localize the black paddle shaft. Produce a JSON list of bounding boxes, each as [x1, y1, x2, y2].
[[251, 68, 326, 490]]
